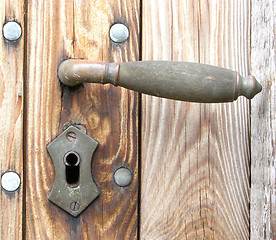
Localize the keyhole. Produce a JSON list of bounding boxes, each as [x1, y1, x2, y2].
[[64, 151, 80, 187]]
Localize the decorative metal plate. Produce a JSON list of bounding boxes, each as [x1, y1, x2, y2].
[[47, 126, 99, 217]]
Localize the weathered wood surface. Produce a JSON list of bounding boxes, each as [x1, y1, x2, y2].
[[141, 0, 250, 239], [0, 1, 24, 240], [251, 0, 275, 239], [25, 0, 139, 239]]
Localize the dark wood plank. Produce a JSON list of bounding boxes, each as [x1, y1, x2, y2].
[[0, 1, 24, 239], [25, 0, 139, 239], [141, 0, 250, 239]]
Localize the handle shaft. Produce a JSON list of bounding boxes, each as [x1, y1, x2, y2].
[[58, 59, 262, 103]]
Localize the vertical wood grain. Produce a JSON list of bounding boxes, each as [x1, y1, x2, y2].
[[251, 0, 275, 239], [25, 0, 139, 239], [0, 1, 24, 239], [141, 0, 250, 239]]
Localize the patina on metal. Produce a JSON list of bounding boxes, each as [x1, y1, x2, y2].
[[114, 167, 133, 187], [47, 126, 99, 217], [58, 59, 262, 103]]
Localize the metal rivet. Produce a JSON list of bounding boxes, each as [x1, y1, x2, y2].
[[114, 167, 133, 187], [3, 21, 22, 41], [109, 23, 129, 43], [1, 171, 21, 192], [70, 202, 80, 211]]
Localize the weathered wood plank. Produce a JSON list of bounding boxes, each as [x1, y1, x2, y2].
[[141, 0, 250, 239], [251, 0, 275, 239], [25, 0, 139, 239], [0, 1, 24, 239]]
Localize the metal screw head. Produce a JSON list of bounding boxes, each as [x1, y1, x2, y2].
[[3, 21, 22, 41], [109, 23, 129, 43], [114, 167, 133, 187], [66, 132, 77, 142], [1, 171, 21, 192], [70, 202, 80, 211]]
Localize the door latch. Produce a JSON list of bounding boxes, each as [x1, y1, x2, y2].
[[58, 60, 262, 102], [47, 126, 99, 217]]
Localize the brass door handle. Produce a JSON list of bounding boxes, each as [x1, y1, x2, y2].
[[58, 59, 262, 103]]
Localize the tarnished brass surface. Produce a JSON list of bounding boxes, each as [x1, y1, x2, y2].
[[47, 126, 99, 217], [58, 59, 262, 103], [58, 60, 119, 87]]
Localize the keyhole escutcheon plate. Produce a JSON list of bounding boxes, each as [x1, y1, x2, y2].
[[47, 126, 99, 217]]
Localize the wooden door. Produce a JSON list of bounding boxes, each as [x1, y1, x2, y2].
[[0, 0, 274, 239]]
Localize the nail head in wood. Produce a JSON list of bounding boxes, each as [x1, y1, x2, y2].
[[1, 171, 21, 192], [114, 167, 133, 187], [109, 23, 129, 43], [3, 21, 22, 41]]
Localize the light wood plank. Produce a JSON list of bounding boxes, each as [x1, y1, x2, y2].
[[25, 0, 139, 239], [251, 0, 275, 238], [0, 1, 24, 239], [141, 0, 250, 239]]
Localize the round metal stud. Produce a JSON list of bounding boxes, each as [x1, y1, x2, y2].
[[109, 23, 129, 43], [114, 167, 133, 187], [1, 171, 21, 192], [3, 21, 22, 41]]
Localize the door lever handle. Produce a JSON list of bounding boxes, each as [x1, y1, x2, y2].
[[58, 59, 262, 103]]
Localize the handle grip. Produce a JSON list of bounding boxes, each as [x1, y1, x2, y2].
[[58, 59, 262, 103]]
